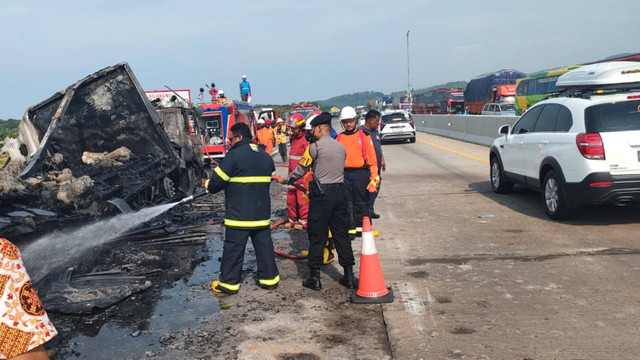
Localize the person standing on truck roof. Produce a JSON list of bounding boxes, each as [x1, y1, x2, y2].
[[217, 90, 228, 102], [208, 82, 218, 102], [276, 112, 356, 290], [358, 109, 385, 219], [256, 119, 274, 156], [275, 118, 288, 163], [208, 122, 279, 294], [337, 106, 379, 239], [239, 75, 251, 102]]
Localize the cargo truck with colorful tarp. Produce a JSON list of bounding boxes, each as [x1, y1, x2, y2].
[[463, 69, 525, 114]]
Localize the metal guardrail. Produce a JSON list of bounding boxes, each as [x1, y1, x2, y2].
[[413, 114, 519, 147]]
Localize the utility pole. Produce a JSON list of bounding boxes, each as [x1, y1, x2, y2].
[[406, 30, 412, 111]]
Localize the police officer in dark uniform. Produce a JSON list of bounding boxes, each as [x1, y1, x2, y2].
[[276, 112, 357, 290], [208, 122, 279, 294]]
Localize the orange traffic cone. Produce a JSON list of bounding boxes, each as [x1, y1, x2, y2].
[[351, 216, 394, 304]]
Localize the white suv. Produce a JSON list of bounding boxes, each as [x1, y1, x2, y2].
[[379, 109, 416, 143], [489, 62, 640, 219]]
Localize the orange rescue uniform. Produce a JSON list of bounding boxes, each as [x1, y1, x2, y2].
[[257, 127, 275, 155]]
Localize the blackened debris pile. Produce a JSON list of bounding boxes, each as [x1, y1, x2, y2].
[[0, 62, 203, 239]]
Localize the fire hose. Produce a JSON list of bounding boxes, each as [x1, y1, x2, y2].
[[182, 179, 309, 260], [270, 176, 309, 260]]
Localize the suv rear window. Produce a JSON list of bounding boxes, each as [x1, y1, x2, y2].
[[585, 100, 640, 132], [382, 113, 410, 123]]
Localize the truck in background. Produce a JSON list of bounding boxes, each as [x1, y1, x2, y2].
[[463, 69, 525, 114], [413, 88, 465, 114], [281, 102, 321, 121]]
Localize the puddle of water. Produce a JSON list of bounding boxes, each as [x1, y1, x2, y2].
[[58, 231, 267, 359], [61, 236, 223, 359]]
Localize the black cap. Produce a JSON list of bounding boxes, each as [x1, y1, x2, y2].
[[310, 113, 332, 127]]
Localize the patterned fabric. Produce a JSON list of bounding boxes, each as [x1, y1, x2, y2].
[[0, 238, 57, 359]]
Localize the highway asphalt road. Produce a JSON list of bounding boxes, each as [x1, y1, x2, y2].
[[374, 132, 640, 359]]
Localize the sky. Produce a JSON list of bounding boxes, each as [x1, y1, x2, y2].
[[1, 0, 639, 119]]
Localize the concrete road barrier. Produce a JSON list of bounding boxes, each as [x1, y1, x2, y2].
[[413, 114, 518, 146]]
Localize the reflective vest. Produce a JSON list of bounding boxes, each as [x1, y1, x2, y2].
[[240, 81, 251, 95], [207, 138, 275, 229]]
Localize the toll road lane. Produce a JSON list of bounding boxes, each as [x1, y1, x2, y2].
[[374, 132, 640, 359]]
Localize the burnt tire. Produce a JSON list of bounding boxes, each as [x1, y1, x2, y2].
[[490, 156, 513, 194], [543, 170, 572, 220]]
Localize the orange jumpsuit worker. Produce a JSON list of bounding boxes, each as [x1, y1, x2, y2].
[[256, 119, 275, 156], [336, 106, 379, 238]]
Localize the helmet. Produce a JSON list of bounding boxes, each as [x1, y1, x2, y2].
[[257, 119, 265, 124], [305, 110, 322, 130], [211, 82, 215, 88], [219, 90, 225, 96], [305, 115, 317, 130], [339, 106, 357, 121], [242, 74, 247, 79], [276, 118, 283, 123], [286, 113, 305, 128]]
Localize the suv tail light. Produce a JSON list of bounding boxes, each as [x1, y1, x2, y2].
[[576, 133, 605, 160], [410, 116, 415, 128], [379, 118, 386, 130]]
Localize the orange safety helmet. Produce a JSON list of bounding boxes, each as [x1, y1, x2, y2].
[[286, 113, 306, 128]]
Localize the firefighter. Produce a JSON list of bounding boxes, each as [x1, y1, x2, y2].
[[208, 122, 279, 294], [337, 106, 379, 238], [276, 112, 356, 290], [256, 118, 274, 156], [285, 113, 310, 229], [275, 118, 288, 163], [208, 82, 218, 102]]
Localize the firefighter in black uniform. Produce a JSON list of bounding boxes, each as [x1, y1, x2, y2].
[[207, 122, 279, 294], [276, 113, 357, 290]]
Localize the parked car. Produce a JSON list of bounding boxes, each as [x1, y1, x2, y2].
[[379, 109, 416, 143], [482, 102, 516, 116], [358, 112, 367, 127], [489, 61, 640, 219]]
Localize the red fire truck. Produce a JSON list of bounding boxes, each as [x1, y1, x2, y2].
[[199, 100, 255, 162]]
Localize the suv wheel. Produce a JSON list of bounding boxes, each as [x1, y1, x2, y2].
[[490, 156, 513, 194], [543, 170, 571, 220]]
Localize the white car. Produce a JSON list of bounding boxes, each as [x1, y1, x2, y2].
[[482, 102, 516, 116], [489, 61, 640, 219], [379, 109, 416, 143]]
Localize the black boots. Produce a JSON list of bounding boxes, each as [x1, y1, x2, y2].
[[302, 269, 322, 290], [370, 210, 380, 219], [339, 266, 357, 289], [304, 267, 356, 290]]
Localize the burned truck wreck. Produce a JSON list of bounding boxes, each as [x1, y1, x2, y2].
[[0, 62, 203, 239]]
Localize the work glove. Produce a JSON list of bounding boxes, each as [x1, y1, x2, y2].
[[366, 176, 380, 193], [366, 180, 378, 193], [204, 179, 210, 190]]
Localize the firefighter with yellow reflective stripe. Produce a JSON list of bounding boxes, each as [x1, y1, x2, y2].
[[207, 122, 279, 294]]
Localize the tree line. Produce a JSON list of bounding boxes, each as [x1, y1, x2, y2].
[[0, 119, 20, 141]]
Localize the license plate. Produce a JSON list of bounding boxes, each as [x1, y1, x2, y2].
[[393, 127, 403, 132]]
